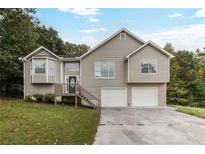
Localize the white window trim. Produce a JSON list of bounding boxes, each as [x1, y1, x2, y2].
[[140, 59, 157, 75], [31, 56, 57, 61], [32, 59, 46, 75], [94, 61, 115, 79], [46, 59, 48, 82], [120, 32, 126, 40], [60, 62, 63, 83]]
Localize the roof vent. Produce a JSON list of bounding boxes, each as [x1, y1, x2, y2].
[[120, 33, 126, 40]]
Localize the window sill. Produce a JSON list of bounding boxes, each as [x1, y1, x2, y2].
[[95, 77, 115, 80], [140, 73, 157, 75], [33, 74, 46, 75]]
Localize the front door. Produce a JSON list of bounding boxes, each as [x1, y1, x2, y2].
[[65, 76, 77, 93]]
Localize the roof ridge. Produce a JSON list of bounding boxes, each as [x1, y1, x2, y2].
[[125, 41, 174, 59], [80, 27, 146, 59]]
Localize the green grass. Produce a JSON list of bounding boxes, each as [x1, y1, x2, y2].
[[0, 98, 100, 145], [172, 105, 205, 119]]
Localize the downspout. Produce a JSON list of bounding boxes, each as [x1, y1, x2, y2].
[[60, 59, 63, 83]]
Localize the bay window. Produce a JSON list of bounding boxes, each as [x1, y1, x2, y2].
[[32, 58, 56, 83]]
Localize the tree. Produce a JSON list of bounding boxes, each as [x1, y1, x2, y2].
[[36, 26, 66, 55], [36, 26, 89, 56], [196, 47, 205, 57], [0, 9, 39, 96], [64, 42, 90, 56], [167, 50, 205, 105], [163, 42, 176, 55]]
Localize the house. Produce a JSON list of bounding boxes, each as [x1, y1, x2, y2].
[[21, 28, 174, 108]]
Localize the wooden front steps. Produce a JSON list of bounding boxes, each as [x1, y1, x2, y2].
[[55, 83, 101, 109]]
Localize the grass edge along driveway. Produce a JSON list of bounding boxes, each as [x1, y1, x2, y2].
[[172, 105, 205, 119]]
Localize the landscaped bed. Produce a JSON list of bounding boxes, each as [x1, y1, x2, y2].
[[0, 98, 100, 145], [173, 105, 205, 119]]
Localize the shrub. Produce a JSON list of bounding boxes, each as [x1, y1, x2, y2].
[[10, 84, 23, 97], [190, 101, 205, 108], [167, 97, 189, 106], [44, 93, 55, 104], [33, 94, 44, 103], [25, 95, 33, 102]]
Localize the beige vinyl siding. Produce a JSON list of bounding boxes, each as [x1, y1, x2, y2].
[[81, 32, 143, 99], [24, 57, 61, 96], [25, 49, 58, 59], [34, 49, 56, 58], [128, 45, 170, 83], [32, 75, 47, 83], [127, 83, 166, 107]]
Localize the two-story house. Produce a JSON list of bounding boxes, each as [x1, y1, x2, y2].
[[21, 28, 174, 108]]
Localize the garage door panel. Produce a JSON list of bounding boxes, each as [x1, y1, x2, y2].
[[101, 88, 127, 107], [132, 87, 158, 107]]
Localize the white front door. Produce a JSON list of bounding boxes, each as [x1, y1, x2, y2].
[[101, 87, 127, 107], [132, 87, 158, 107]]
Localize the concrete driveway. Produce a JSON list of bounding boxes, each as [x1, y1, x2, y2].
[[94, 108, 205, 144]]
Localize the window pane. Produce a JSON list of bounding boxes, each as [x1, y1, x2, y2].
[[65, 63, 79, 71], [95, 63, 101, 77], [141, 66, 148, 73], [149, 63, 156, 73], [34, 59, 46, 74], [108, 63, 114, 77], [101, 63, 108, 77], [48, 60, 55, 75]]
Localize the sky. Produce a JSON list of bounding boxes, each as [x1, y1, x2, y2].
[[36, 8, 205, 51]]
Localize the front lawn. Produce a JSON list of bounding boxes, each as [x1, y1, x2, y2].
[[0, 98, 100, 144], [172, 105, 205, 119]]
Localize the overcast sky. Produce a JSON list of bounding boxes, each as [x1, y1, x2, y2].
[[36, 8, 205, 51]]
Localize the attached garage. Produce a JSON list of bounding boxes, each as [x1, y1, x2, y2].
[[132, 87, 158, 107], [101, 87, 127, 107]]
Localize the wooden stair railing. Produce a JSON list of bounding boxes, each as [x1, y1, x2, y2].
[[55, 83, 101, 109], [76, 84, 101, 109]]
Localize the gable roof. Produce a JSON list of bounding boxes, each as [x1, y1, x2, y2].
[[80, 27, 146, 59], [125, 40, 175, 59], [23, 46, 61, 61]]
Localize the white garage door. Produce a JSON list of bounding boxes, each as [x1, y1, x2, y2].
[[132, 87, 158, 107], [101, 87, 127, 107]]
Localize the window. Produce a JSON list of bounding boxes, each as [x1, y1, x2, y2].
[[65, 63, 79, 71], [95, 62, 114, 78], [32, 59, 55, 75], [141, 59, 157, 74], [120, 33, 126, 40], [33, 59, 46, 74], [48, 60, 55, 75]]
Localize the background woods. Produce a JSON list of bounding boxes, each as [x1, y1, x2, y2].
[[0, 8, 89, 97], [164, 43, 205, 107], [1, 9, 205, 108]]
